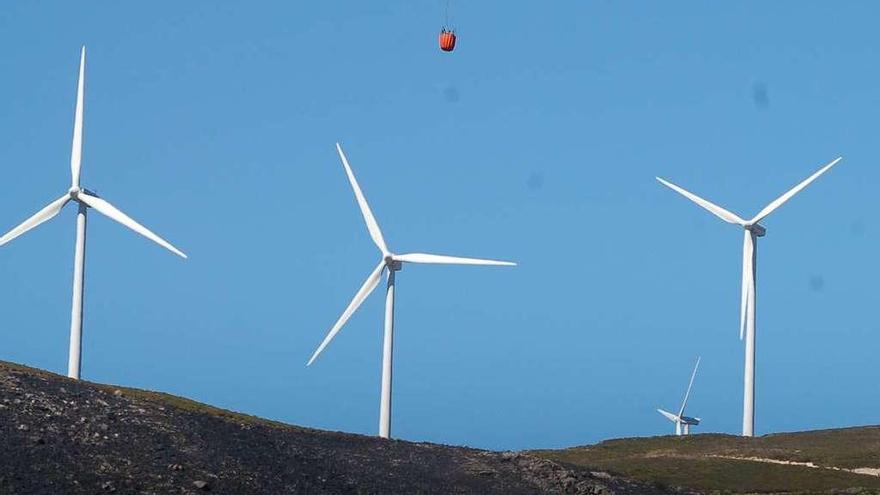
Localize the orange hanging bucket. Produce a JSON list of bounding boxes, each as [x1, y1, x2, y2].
[[439, 29, 456, 52]]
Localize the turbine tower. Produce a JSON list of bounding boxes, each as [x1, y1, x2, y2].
[[657, 356, 701, 436], [656, 157, 841, 436], [0, 47, 187, 379], [308, 143, 515, 439]]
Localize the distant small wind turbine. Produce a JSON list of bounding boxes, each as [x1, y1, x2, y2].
[[307, 143, 515, 439], [658, 357, 701, 436], [656, 157, 842, 437], [0, 47, 186, 380]]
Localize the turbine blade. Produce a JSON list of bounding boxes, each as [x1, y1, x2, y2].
[[70, 47, 85, 188], [336, 143, 388, 254], [678, 356, 701, 417], [77, 192, 186, 258], [307, 261, 386, 366], [656, 177, 746, 225], [740, 230, 754, 340], [750, 157, 842, 224], [394, 252, 516, 266], [657, 409, 679, 422], [0, 195, 69, 246]]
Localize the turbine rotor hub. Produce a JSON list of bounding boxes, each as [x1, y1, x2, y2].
[[68, 186, 81, 199]]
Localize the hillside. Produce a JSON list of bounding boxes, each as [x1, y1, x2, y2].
[[0, 361, 671, 495], [535, 429, 880, 494], [7, 358, 879, 495]]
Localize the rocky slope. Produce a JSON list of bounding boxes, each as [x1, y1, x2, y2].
[[0, 361, 672, 494]]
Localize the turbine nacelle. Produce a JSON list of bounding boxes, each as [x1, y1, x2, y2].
[[680, 415, 701, 425], [385, 256, 402, 271], [68, 186, 97, 201], [745, 223, 766, 237]]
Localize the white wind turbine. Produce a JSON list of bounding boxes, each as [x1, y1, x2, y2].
[[307, 143, 515, 439], [656, 157, 842, 437], [0, 47, 186, 380], [657, 356, 701, 436]]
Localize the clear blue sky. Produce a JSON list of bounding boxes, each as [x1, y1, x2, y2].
[[0, 1, 876, 451]]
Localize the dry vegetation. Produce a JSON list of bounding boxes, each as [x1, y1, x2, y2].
[[535, 431, 880, 494]]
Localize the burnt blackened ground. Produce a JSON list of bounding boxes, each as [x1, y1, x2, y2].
[[0, 361, 673, 495]]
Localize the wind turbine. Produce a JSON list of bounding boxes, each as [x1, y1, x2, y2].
[[307, 143, 515, 439], [656, 157, 842, 437], [0, 47, 186, 380], [657, 356, 701, 436]]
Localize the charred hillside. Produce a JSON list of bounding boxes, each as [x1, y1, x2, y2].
[[0, 361, 671, 495]]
